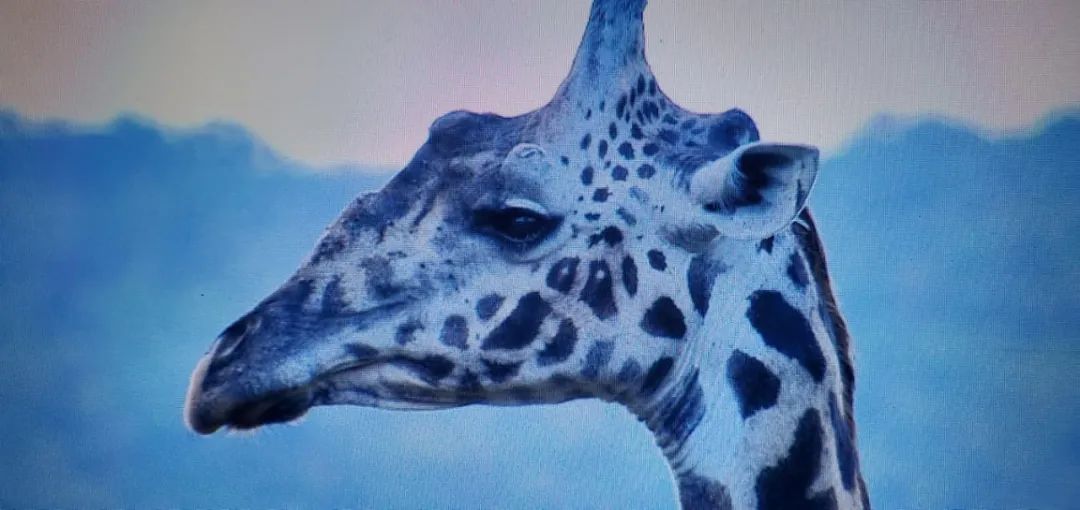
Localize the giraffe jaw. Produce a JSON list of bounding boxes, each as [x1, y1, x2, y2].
[[185, 356, 471, 434], [308, 360, 479, 412]]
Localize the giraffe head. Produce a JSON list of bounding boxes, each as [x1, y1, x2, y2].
[[184, 0, 818, 435]]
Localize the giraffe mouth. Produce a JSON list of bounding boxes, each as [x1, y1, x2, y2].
[[219, 386, 316, 431], [218, 361, 394, 432], [189, 357, 467, 434], [309, 359, 479, 411]]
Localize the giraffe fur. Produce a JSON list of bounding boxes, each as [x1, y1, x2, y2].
[[184, 0, 868, 508]]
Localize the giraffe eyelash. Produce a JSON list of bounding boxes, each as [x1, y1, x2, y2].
[[471, 206, 562, 246]]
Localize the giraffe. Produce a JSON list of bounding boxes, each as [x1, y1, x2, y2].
[[184, 0, 868, 508]]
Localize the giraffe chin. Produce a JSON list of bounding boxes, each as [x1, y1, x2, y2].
[[189, 360, 472, 434], [184, 385, 316, 435], [221, 386, 315, 432]]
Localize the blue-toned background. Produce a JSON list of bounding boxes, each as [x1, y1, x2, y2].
[[1, 107, 1078, 508]]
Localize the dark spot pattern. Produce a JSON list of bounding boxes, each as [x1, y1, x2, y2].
[[756, 409, 838, 510], [395, 320, 423, 345], [475, 294, 504, 320], [678, 473, 733, 510], [598, 140, 608, 158], [396, 355, 455, 384], [609, 122, 618, 140], [601, 226, 623, 246], [593, 188, 610, 202], [647, 249, 667, 270], [612, 165, 628, 180], [546, 257, 580, 294], [537, 319, 578, 366], [580, 260, 617, 320], [581, 166, 594, 185], [829, 393, 858, 490], [615, 207, 637, 226], [481, 292, 552, 350], [640, 356, 674, 396], [618, 142, 634, 159], [621, 256, 638, 296], [616, 359, 642, 385], [640, 297, 686, 339], [580, 341, 614, 379], [746, 290, 826, 382], [580, 133, 591, 150], [320, 276, 348, 316], [658, 129, 678, 144], [788, 252, 810, 288], [640, 101, 659, 122], [361, 256, 400, 300], [637, 164, 656, 179], [758, 236, 775, 254], [440, 315, 469, 350], [642, 143, 659, 156], [459, 370, 482, 394], [631, 123, 644, 139], [687, 254, 725, 316], [726, 350, 780, 418], [482, 359, 522, 383]]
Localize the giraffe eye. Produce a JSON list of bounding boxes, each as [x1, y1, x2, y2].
[[473, 206, 560, 245]]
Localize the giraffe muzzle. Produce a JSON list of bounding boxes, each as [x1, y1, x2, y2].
[[185, 359, 316, 435]]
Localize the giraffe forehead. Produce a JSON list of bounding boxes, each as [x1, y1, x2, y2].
[[420, 77, 759, 191]]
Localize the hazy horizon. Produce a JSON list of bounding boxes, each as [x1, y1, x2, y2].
[[3, 0, 1079, 167]]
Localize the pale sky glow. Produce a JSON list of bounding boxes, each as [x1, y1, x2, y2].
[[2, 0, 1078, 168]]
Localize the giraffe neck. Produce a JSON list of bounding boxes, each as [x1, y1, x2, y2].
[[628, 221, 867, 509]]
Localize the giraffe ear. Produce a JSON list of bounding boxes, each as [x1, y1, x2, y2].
[[689, 142, 819, 240]]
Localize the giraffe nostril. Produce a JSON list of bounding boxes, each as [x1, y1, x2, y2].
[[213, 313, 258, 361]]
